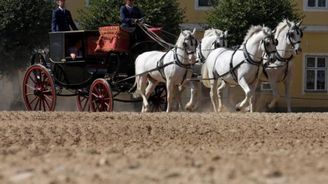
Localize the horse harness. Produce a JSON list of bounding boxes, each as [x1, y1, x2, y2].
[[262, 26, 300, 82], [156, 47, 193, 85], [212, 43, 262, 85], [197, 41, 220, 64], [262, 52, 294, 82]]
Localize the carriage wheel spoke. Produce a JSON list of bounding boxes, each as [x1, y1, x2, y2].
[[44, 94, 53, 102], [25, 84, 36, 91], [29, 75, 37, 84], [26, 92, 35, 96], [82, 97, 89, 111], [92, 92, 99, 98], [42, 99, 46, 111], [33, 98, 40, 111], [29, 96, 38, 105], [44, 98, 51, 109]]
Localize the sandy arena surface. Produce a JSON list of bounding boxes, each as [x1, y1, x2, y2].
[[0, 112, 327, 184]]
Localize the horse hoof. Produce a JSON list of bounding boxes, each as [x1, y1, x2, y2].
[[235, 107, 241, 112]]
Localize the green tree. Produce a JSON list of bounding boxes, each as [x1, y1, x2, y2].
[[0, 0, 52, 75], [78, 0, 185, 37], [207, 0, 303, 46]]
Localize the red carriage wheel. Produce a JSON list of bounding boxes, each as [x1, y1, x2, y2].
[[76, 89, 90, 111], [89, 79, 114, 112], [22, 64, 56, 111], [148, 84, 167, 112]]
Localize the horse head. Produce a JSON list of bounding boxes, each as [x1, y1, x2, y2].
[[179, 28, 198, 62], [260, 26, 278, 63], [286, 19, 304, 55], [195, 29, 229, 64]]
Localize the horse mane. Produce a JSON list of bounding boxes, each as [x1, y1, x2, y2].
[[242, 25, 263, 44], [204, 29, 223, 37], [275, 19, 290, 38]]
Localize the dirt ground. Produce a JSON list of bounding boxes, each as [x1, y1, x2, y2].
[[0, 112, 327, 184]]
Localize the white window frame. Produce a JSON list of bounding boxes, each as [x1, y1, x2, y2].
[[303, 54, 328, 92], [195, 0, 213, 11], [304, 0, 328, 11]]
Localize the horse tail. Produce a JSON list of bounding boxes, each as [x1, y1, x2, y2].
[[201, 63, 211, 88]]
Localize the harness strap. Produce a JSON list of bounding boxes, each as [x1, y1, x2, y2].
[[174, 47, 192, 69], [212, 49, 246, 82], [275, 52, 294, 63], [243, 44, 262, 66], [157, 53, 168, 81], [262, 53, 294, 82], [197, 42, 206, 63], [230, 49, 239, 82]]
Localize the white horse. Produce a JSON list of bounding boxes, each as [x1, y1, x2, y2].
[[260, 19, 304, 112], [135, 29, 197, 112], [184, 28, 228, 111], [202, 25, 277, 112]]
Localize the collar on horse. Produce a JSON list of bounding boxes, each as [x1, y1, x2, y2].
[[243, 40, 263, 66], [174, 47, 193, 69]]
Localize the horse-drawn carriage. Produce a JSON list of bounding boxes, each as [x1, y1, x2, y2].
[[22, 26, 167, 112]]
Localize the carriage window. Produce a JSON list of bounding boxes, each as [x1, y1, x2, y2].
[[305, 55, 327, 92]]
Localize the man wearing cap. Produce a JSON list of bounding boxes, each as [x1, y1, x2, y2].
[[51, 0, 78, 32]]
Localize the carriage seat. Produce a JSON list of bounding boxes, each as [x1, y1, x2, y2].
[[95, 26, 130, 53]]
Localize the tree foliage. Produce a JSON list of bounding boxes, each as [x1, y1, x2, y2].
[[77, 0, 185, 37], [0, 0, 52, 75], [207, 0, 303, 46]]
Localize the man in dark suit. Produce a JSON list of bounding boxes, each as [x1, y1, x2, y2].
[[120, 0, 144, 29], [120, 0, 145, 45], [51, 0, 78, 32]]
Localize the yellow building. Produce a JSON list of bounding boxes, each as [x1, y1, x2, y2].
[[67, 0, 328, 111]]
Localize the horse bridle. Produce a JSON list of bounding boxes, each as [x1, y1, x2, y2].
[[286, 26, 303, 49], [181, 35, 198, 55], [197, 35, 226, 63], [243, 34, 277, 65]]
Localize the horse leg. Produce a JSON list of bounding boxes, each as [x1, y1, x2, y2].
[[236, 77, 253, 112], [267, 78, 279, 109], [145, 78, 158, 98], [166, 79, 175, 112], [217, 80, 226, 112], [210, 80, 219, 112], [177, 85, 185, 111], [185, 81, 201, 112], [284, 67, 293, 112], [136, 75, 149, 112]]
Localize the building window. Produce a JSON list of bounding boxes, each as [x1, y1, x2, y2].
[[195, 0, 213, 10], [198, 0, 212, 6], [304, 56, 327, 92], [260, 82, 272, 91], [305, 0, 328, 10]]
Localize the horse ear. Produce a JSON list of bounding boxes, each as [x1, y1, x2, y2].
[[297, 20, 303, 27], [287, 20, 292, 27], [192, 28, 196, 35], [224, 30, 228, 37], [272, 28, 276, 34]]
